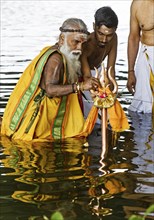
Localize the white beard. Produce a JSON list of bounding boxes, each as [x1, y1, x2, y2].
[[60, 43, 82, 83]]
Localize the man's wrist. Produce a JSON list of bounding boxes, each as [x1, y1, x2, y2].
[[128, 69, 135, 73], [72, 83, 77, 93], [72, 82, 84, 93]]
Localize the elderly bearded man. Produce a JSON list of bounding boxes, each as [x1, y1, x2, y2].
[[1, 18, 100, 141]]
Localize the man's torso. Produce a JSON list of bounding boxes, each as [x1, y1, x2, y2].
[[84, 33, 116, 69], [135, 0, 154, 45]]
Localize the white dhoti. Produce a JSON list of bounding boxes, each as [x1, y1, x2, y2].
[[83, 69, 101, 124], [129, 43, 154, 113]]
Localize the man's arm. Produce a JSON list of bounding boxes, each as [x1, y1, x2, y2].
[[81, 50, 92, 81], [106, 34, 118, 90], [40, 53, 100, 97], [41, 53, 74, 97], [80, 51, 101, 96], [127, 0, 140, 94]]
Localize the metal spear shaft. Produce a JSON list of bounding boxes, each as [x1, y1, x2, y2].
[[101, 107, 107, 148]]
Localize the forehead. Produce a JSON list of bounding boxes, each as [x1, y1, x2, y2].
[[67, 32, 88, 41], [96, 25, 116, 35]]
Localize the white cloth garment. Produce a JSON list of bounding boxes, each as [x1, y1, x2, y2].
[[129, 43, 154, 113], [83, 69, 101, 124]]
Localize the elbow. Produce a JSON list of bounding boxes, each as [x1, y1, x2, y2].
[[45, 85, 58, 98], [128, 34, 140, 44]]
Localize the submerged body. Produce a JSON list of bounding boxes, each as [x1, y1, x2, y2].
[[1, 18, 100, 141], [1, 46, 98, 141]]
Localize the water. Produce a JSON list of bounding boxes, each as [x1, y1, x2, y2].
[[0, 1, 154, 219]]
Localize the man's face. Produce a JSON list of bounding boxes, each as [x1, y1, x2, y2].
[[60, 32, 87, 83], [94, 24, 116, 47], [61, 32, 87, 60]]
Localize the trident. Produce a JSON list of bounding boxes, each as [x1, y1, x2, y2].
[[94, 64, 118, 148]]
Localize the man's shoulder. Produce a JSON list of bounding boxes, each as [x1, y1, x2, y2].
[[83, 33, 96, 53], [40, 46, 63, 65], [48, 51, 63, 63], [87, 32, 96, 45], [131, 0, 141, 9]]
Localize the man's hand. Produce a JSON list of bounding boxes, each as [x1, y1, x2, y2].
[[83, 77, 101, 91], [90, 89, 99, 99], [127, 72, 136, 95]]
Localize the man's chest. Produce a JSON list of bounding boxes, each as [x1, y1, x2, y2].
[[88, 47, 109, 69], [137, 5, 154, 31]]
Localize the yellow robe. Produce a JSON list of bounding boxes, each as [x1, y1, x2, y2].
[[1, 46, 98, 141]]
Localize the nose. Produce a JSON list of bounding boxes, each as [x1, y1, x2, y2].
[[102, 35, 107, 43], [76, 42, 82, 50]]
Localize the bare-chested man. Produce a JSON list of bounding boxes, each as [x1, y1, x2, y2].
[[81, 6, 118, 122], [127, 0, 154, 113]]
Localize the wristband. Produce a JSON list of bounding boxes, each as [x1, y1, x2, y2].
[[80, 82, 84, 91], [73, 82, 78, 93], [72, 83, 75, 93], [77, 83, 80, 92]]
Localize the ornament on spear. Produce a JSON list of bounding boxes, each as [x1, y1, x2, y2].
[[93, 63, 118, 148]]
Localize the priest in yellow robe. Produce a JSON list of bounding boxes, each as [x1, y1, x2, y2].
[[1, 18, 100, 141]]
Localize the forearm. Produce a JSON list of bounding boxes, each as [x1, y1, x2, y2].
[[44, 77, 100, 98], [82, 68, 92, 81], [127, 35, 139, 93], [127, 35, 140, 72], [45, 84, 75, 97], [44, 79, 99, 97], [106, 36, 117, 87]]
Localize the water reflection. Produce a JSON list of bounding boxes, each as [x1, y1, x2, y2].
[[0, 135, 125, 219], [128, 111, 154, 175], [0, 119, 153, 220], [129, 111, 153, 145], [0, 137, 90, 219], [122, 111, 154, 219]]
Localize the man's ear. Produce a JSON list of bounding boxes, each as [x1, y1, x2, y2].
[[93, 22, 95, 31], [59, 34, 65, 45]]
